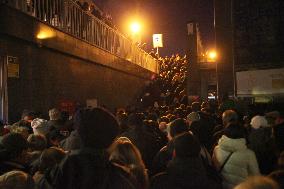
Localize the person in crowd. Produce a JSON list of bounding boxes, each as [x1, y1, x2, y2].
[[31, 118, 49, 136], [248, 115, 277, 174], [121, 113, 161, 170], [0, 133, 29, 175], [116, 112, 129, 134], [47, 108, 64, 132], [191, 102, 201, 112], [12, 110, 35, 134], [213, 109, 239, 147], [7, 126, 30, 140], [45, 129, 66, 147], [272, 112, 284, 153], [186, 112, 200, 127], [234, 176, 279, 189], [59, 128, 81, 152], [33, 147, 66, 189], [269, 151, 284, 189], [27, 134, 47, 161], [152, 118, 188, 175], [109, 137, 149, 189], [197, 107, 216, 151], [212, 123, 260, 189], [151, 132, 209, 189], [55, 108, 138, 189], [0, 170, 35, 189]]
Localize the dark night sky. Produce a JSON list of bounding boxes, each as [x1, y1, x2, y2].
[[93, 0, 214, 56]]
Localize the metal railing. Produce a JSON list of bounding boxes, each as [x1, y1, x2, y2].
[[3, 0, 159, 73]]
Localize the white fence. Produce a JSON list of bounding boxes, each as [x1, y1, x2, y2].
[[3, 0, 159, 73]]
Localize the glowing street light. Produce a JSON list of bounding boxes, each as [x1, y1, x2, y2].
[[130, 22, 141, 34], [208, 51, 217, 60], [207, 50, 217, 62]]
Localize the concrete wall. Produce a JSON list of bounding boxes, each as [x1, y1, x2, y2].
[[0, 5, 154, 122]]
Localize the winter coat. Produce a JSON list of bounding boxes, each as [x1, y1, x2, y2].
[[248, 127, 277, 174], [121, 127, 161, 170], [60, 130, 82, 151], [190, 112, 215, 151], [152, 140, 174, 175], [273, 122, 284, 152], [0, 160, 29, 175], [151, 157, 209, 189], [213, 135, 260, 189], [55, 148, 137, 189]]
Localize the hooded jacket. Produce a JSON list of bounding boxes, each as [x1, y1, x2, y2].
[[151, 157, 209, 189], [213, 135, 260, 189]]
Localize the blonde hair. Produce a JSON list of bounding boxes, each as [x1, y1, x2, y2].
[[109, 137, 148, 189], [109, 137, 144, 168], [0, 171, 34, 189]]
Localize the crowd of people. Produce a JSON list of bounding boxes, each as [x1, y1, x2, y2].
[[0, 55, 284, 189], [74, 0, 115, 28]]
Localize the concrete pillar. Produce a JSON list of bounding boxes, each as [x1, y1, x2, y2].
[[214, 0, 235, 99], [186, 22, 201, 98]]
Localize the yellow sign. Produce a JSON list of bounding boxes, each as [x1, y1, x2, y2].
[[153, 34, 163, 48], [7, 56, 19, 78]]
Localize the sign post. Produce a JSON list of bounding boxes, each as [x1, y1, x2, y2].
[[153, 34, 163, 56]]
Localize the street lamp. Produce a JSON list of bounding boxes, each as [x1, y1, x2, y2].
[[129, 21, 142, 43], [130, 22, 141, 34], [208, 50, 217, 61]]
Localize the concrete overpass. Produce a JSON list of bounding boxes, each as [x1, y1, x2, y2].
[[0, 0, 159, 122]]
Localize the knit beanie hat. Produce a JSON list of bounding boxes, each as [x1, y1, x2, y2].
[[250, 115, 269, 129]]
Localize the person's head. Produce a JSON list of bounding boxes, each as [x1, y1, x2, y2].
[[109, 138, 145, 168], [116, 112, 128, 132], [191, 102, 201, 112], [31, 118, 48, 135], [27, 134, 47, 151], [224, 123, 246, 139], [45, 129, 65, 147], [167, 118, 189, 140], [21, 110, 35, 122], [60, 111, 70, 123], [222, 110, 238, 126], [75, 108, 119, 149], [234, 176, 279, 189], [250, 116, 269, 129], [173, 132, 201, 158], [109, 137, 148, 189], [127, 113, 144, 129], [159, 122, 168, 133], [0, 133, 28, 162], [0, 171, 34, 189], [186, 112, 200, 126], [9, 126, 30, 140], [48, 108, 61, 121], [38, 147, 66, 172]]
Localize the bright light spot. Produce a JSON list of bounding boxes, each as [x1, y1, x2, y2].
[[208, 51, 217, 60], [130, 22, 141, 34], [37, 27, 55, 39]]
